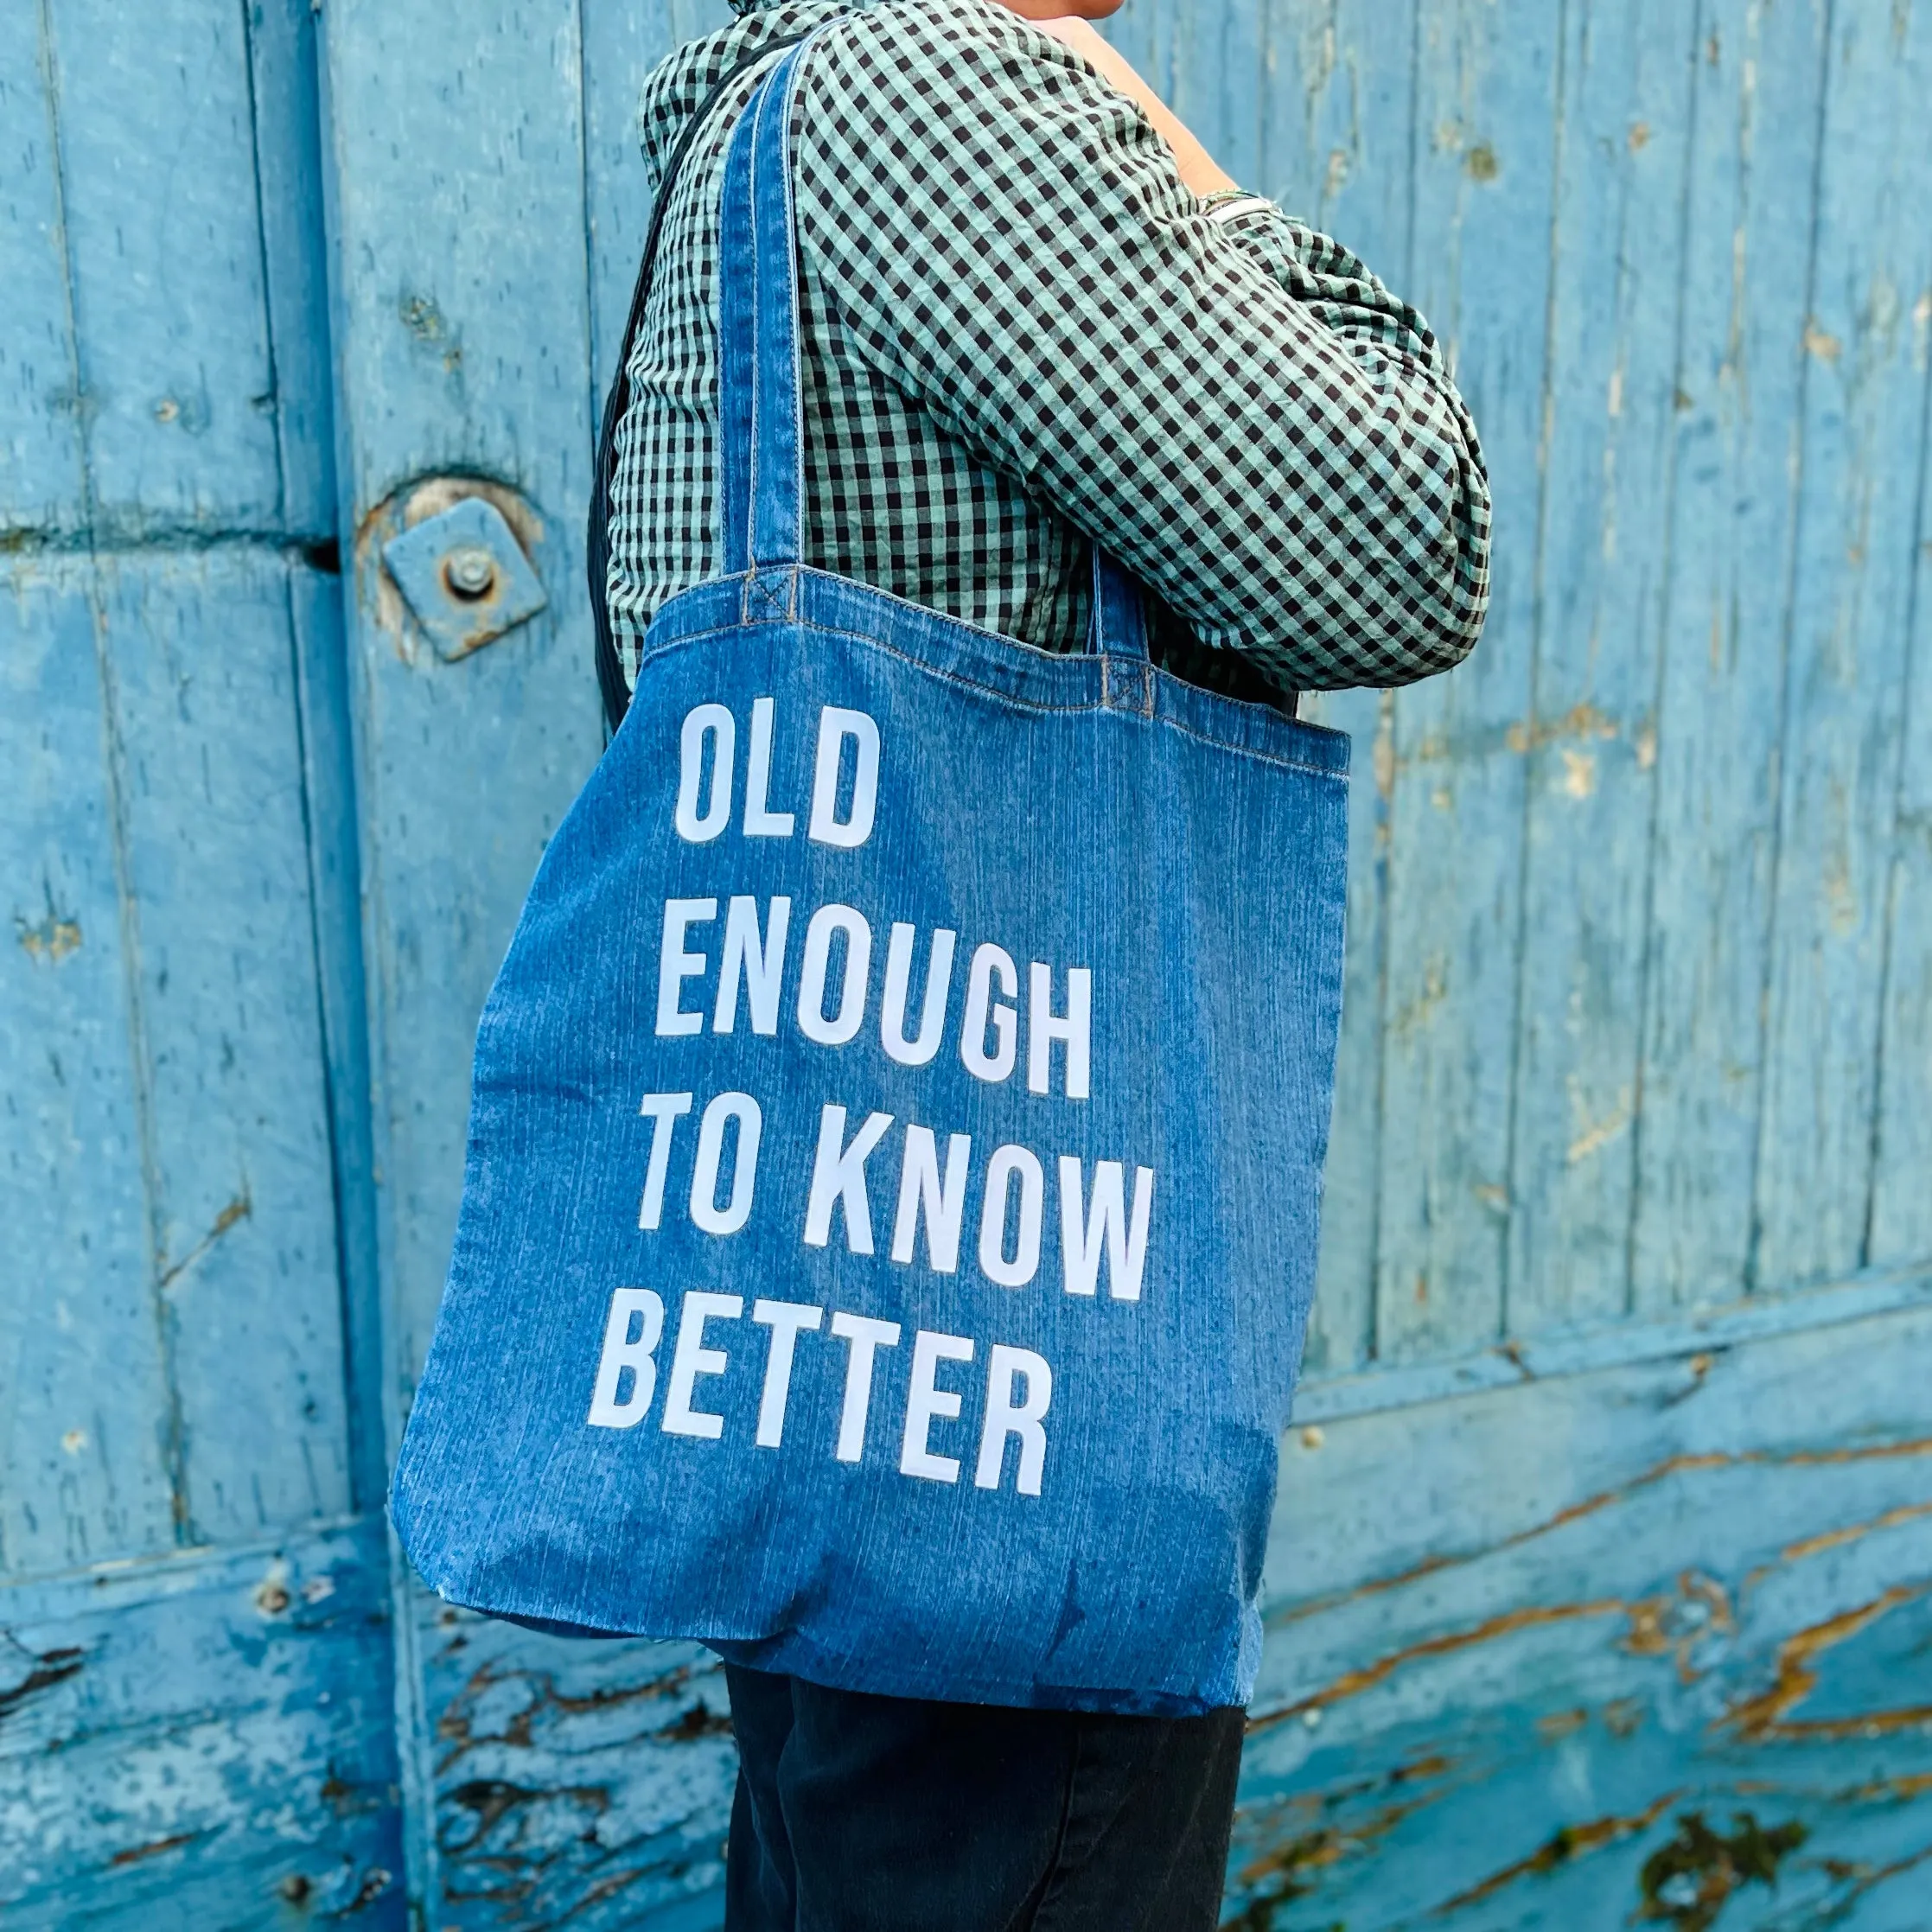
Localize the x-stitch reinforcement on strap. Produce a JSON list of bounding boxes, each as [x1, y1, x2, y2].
[[1103, 654, 1156, 719], [742, 568, 800, 625]]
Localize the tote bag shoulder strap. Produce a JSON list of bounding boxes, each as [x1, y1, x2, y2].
[[716, 43, 1149, 665], [593, 23, 1151, 733], [589, 29, 818, 732]]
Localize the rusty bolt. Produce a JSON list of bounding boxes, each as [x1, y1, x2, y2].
[[443, 546, 498, 601]]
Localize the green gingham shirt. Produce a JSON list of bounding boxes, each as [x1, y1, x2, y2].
[[606, 0, 1491, 703]]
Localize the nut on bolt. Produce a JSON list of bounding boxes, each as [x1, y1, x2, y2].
[[381, 493, 548, 660], [443, 545, 498, 600]]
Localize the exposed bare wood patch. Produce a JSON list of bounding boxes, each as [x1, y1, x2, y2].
[[1636, 1809, 1807, 1929], [0, 1642, 86, 1725], [1723, 1584, 1932, 1741], [1253, 1597, 1643, 1729], [1271, 1435, 1932, 1629], [107, 1829, 208, 1868], [16, 906, 82, 961], [1434, 1790, 1680, 1912], [158, 1189, 253, 1291]]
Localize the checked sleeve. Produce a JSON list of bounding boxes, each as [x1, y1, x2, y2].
[[788, 2, 1491, 690]]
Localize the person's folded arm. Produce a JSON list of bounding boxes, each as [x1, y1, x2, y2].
[[791, 0, 1491, 690]]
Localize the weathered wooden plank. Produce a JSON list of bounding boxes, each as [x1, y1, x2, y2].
[[2, 560, 177, 1575], [244, 0, 340, 539], [1502, 0, 1699, 1333], [3, 0, 332, 543], [321, 0, 604, 1393], [3, 548, 354, 1570], [1868, 336, 1932, 1267], [98, 550, 353, 1542], [1267, 1298, 1932, 1616], [1240, 1298, 1932, 1925], [1, 7, 85, 532], [37, 0, 283, 532], [583, 0, 725, 418], [319, 0, 596, 530], [1131, 0, 1273, 194], [1233, 1687, 1932, 1928], [5, 0, 330, 530], [1753, 1, 1932, 1291], [418, 1600, 737, 1932], [1299, 685, 1388, 1374], [1245, 3, 1417, 1376], [1277, 0, 1418, 270], [1120, 0, 1417, 283], [1631, 0, 1832, 1313], [0, 1516, 402, 1930], [319, 3, 611, 1912], [288, 560, 387, 1510], [1293, 1263, 1932, 1427], [1372, 0, 1557, 1361]]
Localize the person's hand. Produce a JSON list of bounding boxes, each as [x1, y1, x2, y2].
[[1006, 12, 1239, 198]]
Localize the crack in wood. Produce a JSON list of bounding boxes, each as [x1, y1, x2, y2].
[[1722, 1583, 1932, 1742], [157, 1189, 253, 1290], [1743, 1497, 1932, 1595], [0, 1642, 85, 1727], [433, 1654, 724, 1778], [1228, 1793, 1439, 1927], [1812, 1835, 1932, 1910], [1433, 1790, 1681, 1913], [107, 1828, 209, 1868], [1252, 1597, 1659, 1731], [1269, 1434, 1932, 1629]]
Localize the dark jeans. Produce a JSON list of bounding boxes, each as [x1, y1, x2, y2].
[[722, 1665, 1246, 1932]]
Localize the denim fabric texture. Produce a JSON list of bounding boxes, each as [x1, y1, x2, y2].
[[390, 40, 1350, 1715]]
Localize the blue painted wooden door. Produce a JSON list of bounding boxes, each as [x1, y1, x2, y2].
[[4, 0, 405, 1921], [6, 1, 1930, 1926]]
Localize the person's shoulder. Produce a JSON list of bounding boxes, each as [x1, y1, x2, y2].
[[635, 2, 847, 187], [814, 0, 1124, 107], [800, 0, 1141, 158], [634, 1, 1132, 194], [821, 0, 1065, 58]]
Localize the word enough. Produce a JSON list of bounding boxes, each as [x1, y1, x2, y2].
[[659, 897, 1093, 1101]]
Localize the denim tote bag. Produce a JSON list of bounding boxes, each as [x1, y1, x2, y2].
[[390, 37, 1350, 1717]]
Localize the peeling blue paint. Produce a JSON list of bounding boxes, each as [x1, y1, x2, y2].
[[3, 0, 1929, 1926]]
